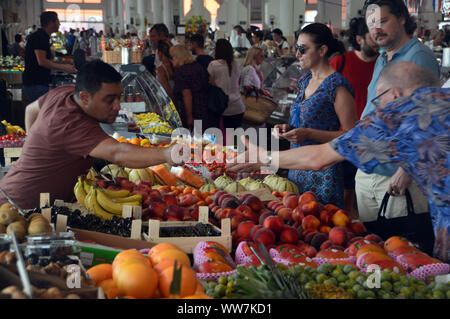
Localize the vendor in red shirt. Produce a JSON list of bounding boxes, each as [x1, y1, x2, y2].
[[0, 60, 177, 209], [330, 17, 379, 119], [329, 17, 379, 217]]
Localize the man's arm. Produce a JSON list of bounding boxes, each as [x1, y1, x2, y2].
[[89, 137, 176, 169], [25, 99, 41, 132], [35, 50, 77, 73]]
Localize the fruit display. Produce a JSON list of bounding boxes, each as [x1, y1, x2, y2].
[[0, 56, 24, 71], [0, 203, 52, 242], [194, 241, 235, 279], [115, 136, 172, 148], [24, 206, 133, 237], [0, 121, 26, 148], [86, 244, 210, 299], [134, 112, 174, 134], [159, 223, 220, 238]]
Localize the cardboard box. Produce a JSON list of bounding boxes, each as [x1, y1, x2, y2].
[[3, 147, 22, 166]]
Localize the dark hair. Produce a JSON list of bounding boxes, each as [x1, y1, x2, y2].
[[362, 0, 417, 36], [234, 25, 245, 33], [272, 28, 283, 36], [40, 11, 58, 27], [348, 17, 369, 50], [150, 24, 169, 38], [300, 23, 345, 57], [75, 60, 122, 97], [189, 33, 205, 49], [215, 39, 234, 76], [254, 31, 264, 41], [157, 40, 172, 60], [14, 34, 22, 43]]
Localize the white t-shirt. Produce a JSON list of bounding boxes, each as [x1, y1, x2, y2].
[[274, 39, 290, 51], [240, 65, 262, 91], [208, 60, 246, 116]]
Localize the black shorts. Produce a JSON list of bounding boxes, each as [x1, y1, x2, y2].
[[342, 160, 357, 190]]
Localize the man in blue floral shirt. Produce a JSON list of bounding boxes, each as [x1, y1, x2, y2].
[[228, 62, 449, 261]]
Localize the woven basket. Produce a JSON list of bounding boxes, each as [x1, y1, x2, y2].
[[242, 95, 278, 125]]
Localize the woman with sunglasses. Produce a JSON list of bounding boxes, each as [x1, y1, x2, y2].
[[274, 23, 358, 208]]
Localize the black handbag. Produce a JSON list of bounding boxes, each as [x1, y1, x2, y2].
[[207, 85, 229, 117], [363, 190, 435, 256]]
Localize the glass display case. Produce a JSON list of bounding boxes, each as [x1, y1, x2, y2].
[[102, 64, 182, 139]]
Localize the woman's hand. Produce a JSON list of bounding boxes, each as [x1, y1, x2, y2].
[[274, 124, 291, 135], [279, 128, 310, 144]]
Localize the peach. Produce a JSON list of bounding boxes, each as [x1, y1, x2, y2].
[[304, 231, 319, 245], [277, 207, 293, 222], [253, 228, 276, 247], [250, 225, 264, 242], [297, 192, 316, 208], [292, 207, 305, 223], [267, 200, 281, 211], [319, 210, 332, 226], [323, 204, 339, 214], [237, 221, 256, 241], [301, 201, 320, 217], [237, 205, 253, 215], [319, 225, 331, 234], [310, 233, 328, 250], [259, 211, 274, 225], [242, 196, 263, 212], [301, 215, 321, 231], [231, 214, 246, 231], [263, 216, 284, 235], [328, 226, 348, 246], [274, 204, 286, 214], [243, 210, 259, 224], [279, 226, 300, 245], [283, 194, 299, 209], [349, 221, 367, 236], [331, 210, 350, 227]]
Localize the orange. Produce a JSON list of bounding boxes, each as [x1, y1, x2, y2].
[[159, 264, 197, 298], [99, 279, 121, 299], [183, 294, 214, 299], [117, 137, 127, 143], [356, 244, 386, 259], [86, 264, 113, 285], [115, 263, 158, 299], [154, 259, 178, 275], [130, 138, 141, 145], [151, 249, 191, 267], [384, 236, 412, 253], [149, 243, 181, 260], [113, 257, 152, 282], [112, 250, 148, 269], [183, 187, 193, 195], [140, 139, 150, 147]]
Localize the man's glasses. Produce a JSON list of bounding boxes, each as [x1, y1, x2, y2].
[[295, 44, 308, 55], [371, 88, 391, 108]]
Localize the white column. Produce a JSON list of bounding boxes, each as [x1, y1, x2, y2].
[[137, 0, 146, 33], [125, 0, 134, 31], [163, 0, 174, 33], [152, 0, 163, 24], [279, 0, 294, 37], [110, 0, 117, 32], [118, 0, 125, 35]]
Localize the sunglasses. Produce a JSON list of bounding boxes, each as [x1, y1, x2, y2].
[[371, 88, 391, 108], [295, 44, 309, 55]]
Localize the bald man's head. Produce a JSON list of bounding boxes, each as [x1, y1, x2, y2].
[[375, 62, 440, 108]]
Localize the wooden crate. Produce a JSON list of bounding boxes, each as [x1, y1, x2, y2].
[[131, 50, 143, 64], [3, 147, 22, 166], [144, 206, 232, 254]]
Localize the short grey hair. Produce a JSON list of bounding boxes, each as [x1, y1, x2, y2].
[[378, 61, 440, 92]]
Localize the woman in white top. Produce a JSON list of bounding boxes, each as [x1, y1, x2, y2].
[[252, 31, 268, 57], [240, 47, 272, 98], [208, 39, 246, 130], [156, 40, 175, 103]]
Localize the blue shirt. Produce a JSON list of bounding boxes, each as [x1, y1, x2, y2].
[[361, 38, 440, 176], [330, 87, 450, 260]]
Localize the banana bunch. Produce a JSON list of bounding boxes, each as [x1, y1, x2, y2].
[[134, 112, 163, 127], [73, 177, 142, 220], [135, 112, 174, 134], [142, 123, 173, 134], [1, 120, 26, 135]]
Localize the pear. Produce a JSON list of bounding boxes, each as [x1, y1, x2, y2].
[[6, 222, 26, 241]]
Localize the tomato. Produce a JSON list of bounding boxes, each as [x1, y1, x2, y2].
[[197, 261, 233, 274]]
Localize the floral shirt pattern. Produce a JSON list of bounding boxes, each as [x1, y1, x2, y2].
[[329, 87, 450, 261], [288, 72, 354, 207]]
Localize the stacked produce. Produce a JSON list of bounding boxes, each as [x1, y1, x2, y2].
[[0, 56, 24, 71], [0, 121, 26, 148], [134, 112, 174, 134], [86, 243, 211, 299]]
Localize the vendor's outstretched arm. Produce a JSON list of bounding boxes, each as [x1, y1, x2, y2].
[[89, 137, 178, 168], [277, 143, 346, 171]]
